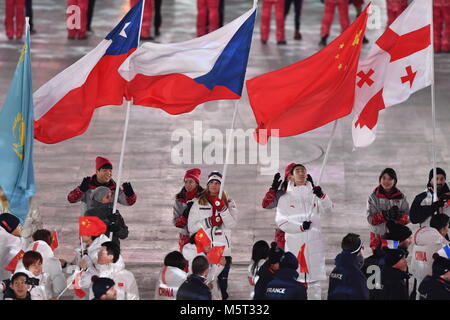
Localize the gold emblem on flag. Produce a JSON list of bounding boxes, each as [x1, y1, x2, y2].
[[18, 43, 28, 65], [12, 113, 25, 161], [352, 30, 363, 46]]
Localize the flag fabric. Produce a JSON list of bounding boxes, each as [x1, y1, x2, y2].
[[352, 0, 432, 148], [69, 271, 87, 299], [79, 216, 107, 237], [246, 5, 370, 144], [381, 239, 400, 249], [33, 0, 144, 144], [195, 228, 212, 253], [50, 231, 59, 251], [207, 245, 225, 265], [0, 24, 35, 223], [73, 279, 87, 299], [119, 6, 256, 115], [5, 250, 25, 273], [297, 243, 309, 274]]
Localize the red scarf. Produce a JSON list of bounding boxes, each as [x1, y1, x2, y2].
[[185, 188, 197, 201]]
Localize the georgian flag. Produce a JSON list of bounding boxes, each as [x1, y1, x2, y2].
[[352, 0, 432, 148]]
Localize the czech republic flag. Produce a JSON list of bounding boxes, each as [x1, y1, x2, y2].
[[33, 0, 144, 144], [119, 6, 256, 115]]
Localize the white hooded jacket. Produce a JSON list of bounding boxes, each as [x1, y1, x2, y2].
[[410, 226, 449, 286], [79, 255, 140, 300], [0, 227, 25, 281], [154, 266, 187, 300], [275, 181, 333, 282], [16, 240, 66, 298]]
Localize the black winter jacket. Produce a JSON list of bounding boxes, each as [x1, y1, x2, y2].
[[176, 275, 211, 300], [328, 251, 369, 300], [265, 268, 307, 300]]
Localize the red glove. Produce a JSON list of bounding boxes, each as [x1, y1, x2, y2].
[[213, 198, 226, 212], [175, 216, 188, 228], [209, 215, 223, 227]]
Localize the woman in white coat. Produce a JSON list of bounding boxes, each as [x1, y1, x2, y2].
[[274, 163, 332, 300], [188, 171, 238, 300]]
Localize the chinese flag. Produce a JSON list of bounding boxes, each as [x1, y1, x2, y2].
[[79, 216, 107, 237], [207, 246, 225, 265], [5, 250, 25, 273], [246, 4, 370, 144], [50, 231, 59, 250], [72, 277, 87, 299], [297, 244, 309, 274], [195, 228, 212, 253]]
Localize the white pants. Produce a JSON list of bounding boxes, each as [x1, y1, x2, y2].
[[307, 281, 321, 300]]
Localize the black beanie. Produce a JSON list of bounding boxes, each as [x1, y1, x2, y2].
[[92, 276, 115, 299], [280, 252, 298, 270], [429, 167, 446, 183], [432, 253, 450, 277], [385, 221, 412, 242], [384, 248, 406, 267], [268, 242, 284, 264], [0, 213, 20, 234]]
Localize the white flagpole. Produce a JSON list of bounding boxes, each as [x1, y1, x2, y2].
[[306, 120, 338, 221], [219, 100, 240, 200], [429, 0, 437, 200], [110, 0, 146, 239]]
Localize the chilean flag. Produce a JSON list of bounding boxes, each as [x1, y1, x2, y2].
[[33, 1, 144, 144], [119, 6, 256, 115]]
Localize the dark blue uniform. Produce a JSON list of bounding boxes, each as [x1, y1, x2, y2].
[[327, 251, 369, 300], [176, 275, 211, 300], [419, 276, 450, 300], [381, 266, 410, 300], [253, 261, 276, 300], [265, 267, 307, 300], [264, 253, 307, 300]]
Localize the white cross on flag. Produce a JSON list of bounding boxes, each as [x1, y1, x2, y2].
[[352, 0, 432, 148]]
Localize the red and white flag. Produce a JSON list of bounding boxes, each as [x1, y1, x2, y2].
[[352, 0, 432, 148]]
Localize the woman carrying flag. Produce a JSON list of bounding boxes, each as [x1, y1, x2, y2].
[[187, 171, 238, 300]]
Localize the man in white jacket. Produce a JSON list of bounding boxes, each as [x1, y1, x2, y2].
[[411, 214, 450, 292], [79, 241, 139, 300], [275, 163, 333, 300]]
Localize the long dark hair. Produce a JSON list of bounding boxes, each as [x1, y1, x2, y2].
[[251, 240, 269, 274]]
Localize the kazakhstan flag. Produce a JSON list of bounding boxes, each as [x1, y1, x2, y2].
[[0, 24, 35, 223]]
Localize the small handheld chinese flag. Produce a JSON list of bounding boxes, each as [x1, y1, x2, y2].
[[72, 274, 87, 299], [297, 244, 309, 274], [79, 216, 107, 237], [5, 250, 25, 273], [50, 231, 59, 250], [207, 246, 225, 265], [195, 228, 212, 253]]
